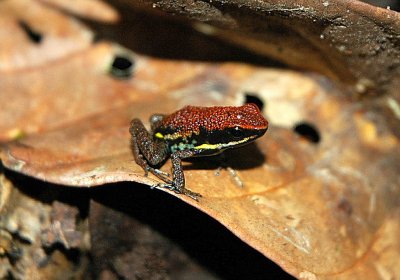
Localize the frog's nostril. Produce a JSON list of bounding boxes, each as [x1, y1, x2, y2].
[[293, 122, 321, 143]]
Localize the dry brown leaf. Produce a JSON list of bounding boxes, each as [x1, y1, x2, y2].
[[1, 0, 400, 279], [2, 42, 400, 277], [0, 0, 100, 71]]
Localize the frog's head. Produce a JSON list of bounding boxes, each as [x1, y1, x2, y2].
[[159, 103, 268, 153], [192, 103, 268, 151]]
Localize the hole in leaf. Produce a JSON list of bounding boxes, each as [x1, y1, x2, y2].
[[337, 198, 353, 216], [110, 55, 135, 79], [244, 93, 264, 110], [293, 122, 321, 143], [19, 21, 43, 44]]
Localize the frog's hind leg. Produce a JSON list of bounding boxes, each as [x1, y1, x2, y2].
[[130, 119, 170, 183]]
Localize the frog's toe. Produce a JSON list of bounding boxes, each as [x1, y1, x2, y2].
[[182, 189, 202, 201], [153, 169, 170, 177], [154, 183, 201, 201], [155, 182, 174, 191]]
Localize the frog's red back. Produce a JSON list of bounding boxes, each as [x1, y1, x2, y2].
[[160, 104, 268, 137]]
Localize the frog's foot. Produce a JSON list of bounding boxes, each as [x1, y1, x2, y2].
[[152, 168, 170, 177], [155, 183, 201, 201], [147, 168, 172, 184], [181, 188, 202, 201], [213, 163, 244, 189]]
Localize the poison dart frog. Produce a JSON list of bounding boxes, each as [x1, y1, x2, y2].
[[129, 103, 268, 200]]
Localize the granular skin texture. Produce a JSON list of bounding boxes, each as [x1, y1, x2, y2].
[[158, 104, 268, 137]]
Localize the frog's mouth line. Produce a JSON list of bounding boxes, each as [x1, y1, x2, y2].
[[193, 134, 258, 151]]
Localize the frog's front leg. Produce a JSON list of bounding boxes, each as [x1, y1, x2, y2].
[[167, 149, 203, 199], [129, 119, 171, 183]]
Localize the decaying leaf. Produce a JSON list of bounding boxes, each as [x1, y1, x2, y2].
[[2, 46, 400, 277], [0, 0, 98, 71], [0, 0, 399, 279]]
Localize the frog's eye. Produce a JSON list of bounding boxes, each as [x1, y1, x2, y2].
[[230, 127, 245, 139]]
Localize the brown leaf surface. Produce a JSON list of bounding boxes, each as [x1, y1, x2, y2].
[[1, 0, 400, 279], [2, 45, 400, 277], [0, 0, 100, 71]]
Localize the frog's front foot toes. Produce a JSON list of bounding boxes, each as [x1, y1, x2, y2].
[[182, 189, 202, 201], [155, 183, 201, 201], [172, 186, 202, 201]]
